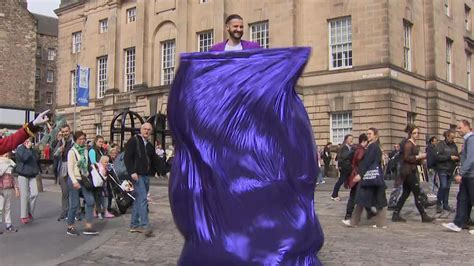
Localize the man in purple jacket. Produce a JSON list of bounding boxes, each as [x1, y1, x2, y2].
[[210, 14, 261, 51]]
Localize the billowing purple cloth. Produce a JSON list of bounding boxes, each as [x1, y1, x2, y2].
[[168, 47, 324, 266]]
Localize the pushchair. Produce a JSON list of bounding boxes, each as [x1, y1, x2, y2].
[[106, 164, 135, 214]]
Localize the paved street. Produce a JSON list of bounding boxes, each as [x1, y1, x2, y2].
[[58, 177, 474, 266], [0, 180, 123, 266]]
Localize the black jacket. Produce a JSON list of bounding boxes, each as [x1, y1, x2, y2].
[[322, 147, 331, 164], [338, 144, 353, 172], [124, 135, 164, 176], [358, 142, 382, 178], [435, 140, 459, 174], [15, 145, 40, 178]]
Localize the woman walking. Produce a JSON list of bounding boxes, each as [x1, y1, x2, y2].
[[89, 135, 114, 219], [322, 142, 332, 179], [0, 152, 20, 232], [66, 131, 98, 236], [15, 138, 40, 224], [392, 124, 435, 223], [346, 128, 388, 228], [342, 133, 375, 223]]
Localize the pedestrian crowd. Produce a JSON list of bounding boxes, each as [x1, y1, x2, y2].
[[319, 119, 474, 234], [0, 120, 172, 237]]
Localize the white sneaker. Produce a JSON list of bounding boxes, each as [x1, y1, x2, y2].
[[427, 193, 437, 200], [341, 219, 352, 227], [469, 230, 474, 235], [331, 196, 341, 201], [442, 222, 462, 232], [372, 225, 388, 229], [321, 180, 326, 184]]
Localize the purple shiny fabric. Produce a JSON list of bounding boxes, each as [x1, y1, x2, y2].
[[168, 47, 324, 266]]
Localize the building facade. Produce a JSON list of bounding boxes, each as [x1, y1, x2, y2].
[[55, 0, 474, 151], [0, 0, 37, 130], [33, 13, 58, 113]]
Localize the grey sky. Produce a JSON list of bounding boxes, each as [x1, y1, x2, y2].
[[27, 0, 60, 17]]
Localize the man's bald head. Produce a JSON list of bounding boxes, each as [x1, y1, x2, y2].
[[140, 122, 153, 140]]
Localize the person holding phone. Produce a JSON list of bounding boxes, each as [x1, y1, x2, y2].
[[392, 124, 435, 223]]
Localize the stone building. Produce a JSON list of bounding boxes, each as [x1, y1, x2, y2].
[[33, 13, 58, 113], [0, 0, 37, 130], [55, 0, 474, 151]]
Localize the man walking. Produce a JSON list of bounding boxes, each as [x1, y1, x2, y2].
[[331, 134, 353, 201], [442, 119, 474, 233], [210, 14, 261, 51], [435, 129, 459, 213], [52, 124, 73, 221], [124, 123, 163, 237]]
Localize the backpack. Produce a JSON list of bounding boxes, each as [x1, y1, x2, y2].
[[113, 152, 129, 181]]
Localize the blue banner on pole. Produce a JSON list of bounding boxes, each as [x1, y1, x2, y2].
[[76, 65, 90, 107]]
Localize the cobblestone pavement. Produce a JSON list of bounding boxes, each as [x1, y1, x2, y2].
[[62, 177, 474, 265]]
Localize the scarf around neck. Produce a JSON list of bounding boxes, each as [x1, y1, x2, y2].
[[74, 143, 88, 172]]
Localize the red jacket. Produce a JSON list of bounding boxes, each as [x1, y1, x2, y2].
[[0, 126, 32, 155], [346, 144, 366, 188]]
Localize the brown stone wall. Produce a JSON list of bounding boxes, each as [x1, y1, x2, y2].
[[54, 0, 474, 151], [35, 33, 58, 112], [0, 0, 37, 110]]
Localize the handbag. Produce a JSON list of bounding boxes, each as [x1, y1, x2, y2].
[[360, 163, 384, 187], [90, 164, 105, 187], [79, 168, 94, 190]]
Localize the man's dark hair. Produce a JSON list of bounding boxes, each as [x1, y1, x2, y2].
[[358, 133, 368, 144], [60, 124, 70, 130], [343, 134, 352, 144], [225, 14, 243, 24], [460, 119, 472, 129], [443, 130, 455, 139]]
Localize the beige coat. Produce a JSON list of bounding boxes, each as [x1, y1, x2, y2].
[[67, 147, 89, 184]]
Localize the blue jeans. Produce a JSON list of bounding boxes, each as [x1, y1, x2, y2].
[[66, 178, 95, 225], [437, 172, 453, 208], [131, 175, 150, 229], [331, 169, 350, 198], [454, 178, 474, 227], [317, 167, 324, 183]]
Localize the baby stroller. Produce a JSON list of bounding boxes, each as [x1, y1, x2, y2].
[[107, 164, 135, 214]]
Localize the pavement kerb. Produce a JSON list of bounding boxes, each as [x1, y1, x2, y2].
[[41, 213, 126, 266]]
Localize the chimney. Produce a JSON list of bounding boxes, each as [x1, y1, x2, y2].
[[19, 0, 28, 9]]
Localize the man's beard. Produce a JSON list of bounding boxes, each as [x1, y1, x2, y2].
[[228, 30, 243, 40]]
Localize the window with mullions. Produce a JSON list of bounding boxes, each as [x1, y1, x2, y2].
[[124, 48, 135, 91], [47, 70, 54, 83], [161, 40, 176, 85], [330, 112, 352, 144], [467, 52, 472, 91], [72, 31, 81, 54], [46, 92, 53, 105], [329, 17, 352, 69], [99, 19, 108, 33], [403, 21, 412, 71], [446, 38, 453, 82], [198, 30, 213, 52], [127, 7, 136, 23], [250, 21, 269, 48], [97, 56, 108, 98]]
